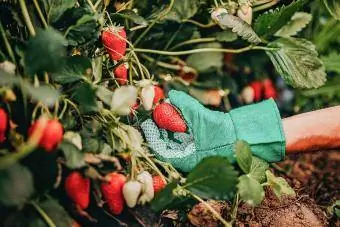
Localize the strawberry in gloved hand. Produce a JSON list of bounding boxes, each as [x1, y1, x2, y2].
[[141, 90, 285, 172]]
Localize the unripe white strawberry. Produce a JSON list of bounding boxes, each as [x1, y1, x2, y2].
[[241, 86, 255, 104], [123, 180, 142, 208], [137, 171, 154, 205], [141, 85, 155, 111]]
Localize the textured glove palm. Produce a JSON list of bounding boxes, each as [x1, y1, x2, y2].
[[141, 90, 285, 172]]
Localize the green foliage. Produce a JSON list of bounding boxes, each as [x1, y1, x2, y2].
[[323, 0, 340, 20], [0, 164, 34, 206], [234, 140, 252, 174], [24, 27, 68, 76], [248, 157, 269, 183], [186, 42, 224, 73], [110, 9, 148, 26], [51, 56, 91, 84], [266, 37, 326, 88], [321, 52, 340, 73], [265, 170, 296, 199], [71, 82, 98, 113], [254, 0, 309, 37], [164, 0, 201, 22], [185, 156, 238, 200], [275, 12, 312, 37], [217, 13, 261, 43], [59, 140, 86, 169], [214, 29, 238, 42], [237, 175, 265, 206], [45, 0, 77, 24]]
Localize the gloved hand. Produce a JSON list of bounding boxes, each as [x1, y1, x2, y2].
[[141, 90, 285, 172]]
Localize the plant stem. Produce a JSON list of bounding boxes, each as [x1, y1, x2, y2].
[[19, 0, 36, 36], [31, 201, 56, 227], [32, 0, 48, 28], [170, 37, 217, 50], [85, 0, 97, 13], [183, 19, 217, 28], [132, 45, 276, 56], [253, 0, 279, 12], [187, 190, 232, 227], [0, 21, 16, 64]]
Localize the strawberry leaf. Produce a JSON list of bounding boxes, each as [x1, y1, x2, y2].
[[249, 157, 269, 183], [214, 29, 238, 42], [110, 9, 148, 26], [265, 170, 296, 199], [46, 0, 77, 24], [186, 42, 224, 73], [24, 27, 68, 76], [185, 156, 238, 200], [164, 0, 201, 22], [237, 175, 265, 206], [323, 0, 340, 20], [0, 164, 34, 206], [275, 12, 312, 37], [234, 140, 252, 174], [266, 37, 326, 88], [71, 82, 98, 113], [216, 13, 261, 43], [59, 140, 86, 169], [321, 52, 340, 73], [254, 0, 309, 37]]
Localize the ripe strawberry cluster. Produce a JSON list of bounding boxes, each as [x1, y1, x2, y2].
[[64, 171, 166, 215], [241, 79, 278, 104]]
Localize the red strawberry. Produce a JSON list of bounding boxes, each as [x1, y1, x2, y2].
[[102, 27, 126, 61], [263, 79, 277, 99], [28, 119, 63, 152], [153, 103, 187, 133], [65, 172, 90, 209], [153, 86, 164, 104], [0, 108, 8, 143], [250, 81, 263, 102], [152, 176, 166, 193], [114, 64, 128, 85], [101, 173, 126, 215]]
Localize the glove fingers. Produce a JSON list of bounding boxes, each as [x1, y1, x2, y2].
[[168, 90, 204, 129]]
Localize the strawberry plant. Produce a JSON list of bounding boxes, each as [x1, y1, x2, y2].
[[0, 0, 338, 226]]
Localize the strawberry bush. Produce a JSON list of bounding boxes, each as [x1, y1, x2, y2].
[[0, 0, 339, 226]]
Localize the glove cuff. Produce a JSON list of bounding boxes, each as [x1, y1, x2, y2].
[[229, 99, 286, 162]]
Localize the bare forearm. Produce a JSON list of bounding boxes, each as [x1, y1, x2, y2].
[[282, 106, 340, 153]]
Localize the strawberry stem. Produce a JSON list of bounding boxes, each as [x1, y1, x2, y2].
[[0, 21, 17, 65], [32, 0, 48, 28], [30, 201, 56, 227], [183, 19, 217, 28], [19, 0, 36, 36], [132, 46, 279, 56], [170, 37, 217, 50]]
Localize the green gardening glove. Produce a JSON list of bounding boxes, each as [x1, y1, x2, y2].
[[141, 90, 286, 172]]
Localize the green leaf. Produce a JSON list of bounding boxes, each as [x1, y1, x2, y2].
[[185, 156, 238, 200], [164, 0, 201, 22], [0, 163, 34, 206], [186, 42, 224, 73], [249, 157, 269, 183], [92, 56, 103, 84], [321, 52, 340, 73], [47, 0, 77, 24], [65, 14, 100, 46], [266, 37, 326, 88], [234, 140, 252, 174], [151, 181, 193, 212], [71, 82, 98, 113], [22, 84, 60, 107], [275, 12, 312, 37], [214, 29, 238, 42], [254, 0, 309, 37], [110, 10, 148, 26], [59, 140, 86, 169], [265, 170, 296, 199], [51, 56, 91, 84], [24, 27, 68, 76], [323, 0, 340, 20], [216, 13, 261, 44], [237, 175, 265, 206]]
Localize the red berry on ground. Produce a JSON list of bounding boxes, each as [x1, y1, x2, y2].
[[65, 172, 90, 209], [153, 103, 187, 133], [29, 119, 63, 152], [101, 27, 127, 61], [153, 86, 164, 104], [101, 173, 126, 215], [153, 175, 166, 193], [263, 79, 277, 99], [114, 64, 128, 85], [0, 108, 8, 143]]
